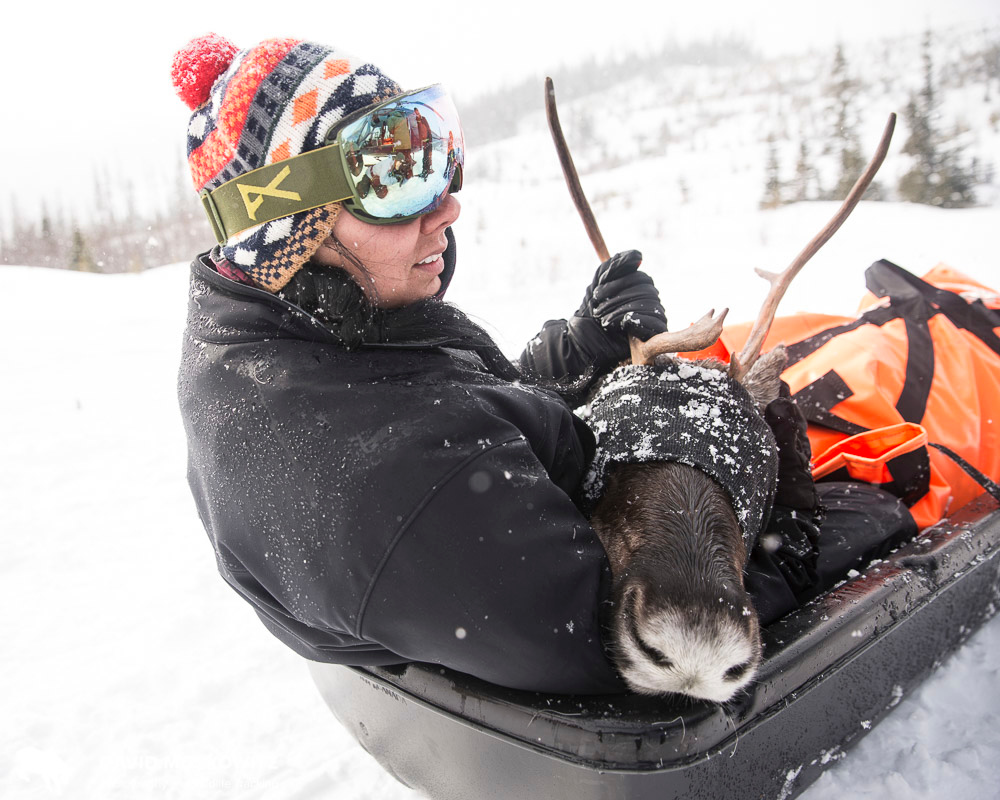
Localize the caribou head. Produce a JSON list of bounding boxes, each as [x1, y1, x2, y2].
[[586, 336, 787, 702]]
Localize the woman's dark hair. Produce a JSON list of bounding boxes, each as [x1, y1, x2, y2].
[[278, 243, 522, 382]]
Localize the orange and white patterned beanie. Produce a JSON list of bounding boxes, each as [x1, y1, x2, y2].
[[171, 34, 401, 291]]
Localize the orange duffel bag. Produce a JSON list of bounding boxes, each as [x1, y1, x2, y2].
[[689, 260, 1000, 530]]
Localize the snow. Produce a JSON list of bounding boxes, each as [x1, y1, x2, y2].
[[4, 26, 1000, 798], [0, 265, 409, 799]]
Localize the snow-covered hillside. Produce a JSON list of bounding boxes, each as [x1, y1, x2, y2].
[[461, 22, 1000, 207]]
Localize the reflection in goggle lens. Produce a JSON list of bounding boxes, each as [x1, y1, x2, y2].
[[337, 85, 464, 221]]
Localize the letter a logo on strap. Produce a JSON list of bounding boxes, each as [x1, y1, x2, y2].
[[237, 166, 302, 221]]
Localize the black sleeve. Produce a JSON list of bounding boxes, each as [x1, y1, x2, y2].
[[360, 438, 626, 695], [746, 385, 823, 623], [518, 251, 669, 395], [518, 316, 624, 396]]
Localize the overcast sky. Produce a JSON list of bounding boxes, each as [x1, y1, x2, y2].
[[1, 0, 997, 225]]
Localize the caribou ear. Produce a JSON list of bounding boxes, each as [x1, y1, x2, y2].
[[739, 344, 787, 410]]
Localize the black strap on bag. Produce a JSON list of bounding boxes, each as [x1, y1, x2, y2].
[[787, 261, 1000, 369], [789, 371, 867, 436], [787, 260, 1000, 505], [928, 443, 1000, 503]]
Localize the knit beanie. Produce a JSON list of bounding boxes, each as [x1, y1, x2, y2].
[[171, 34, 402, 292]]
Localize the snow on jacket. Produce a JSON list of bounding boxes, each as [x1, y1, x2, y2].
[[178, 253, 625, 694]]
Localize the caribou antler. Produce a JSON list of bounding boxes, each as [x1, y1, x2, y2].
[[729, 113, 897, 380], [628, 308, 729, 366], [545, 77, 611, 262], [545, 77, 720, 364]]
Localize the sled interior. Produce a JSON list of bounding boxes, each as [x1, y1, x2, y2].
[[310, 493, 1000, 800]]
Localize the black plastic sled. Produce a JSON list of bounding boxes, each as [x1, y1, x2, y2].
[[310, 493, 1000, 800]]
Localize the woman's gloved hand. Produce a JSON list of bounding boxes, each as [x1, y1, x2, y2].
[[576, 250, 669, 343], [519, 250, 668, 398]]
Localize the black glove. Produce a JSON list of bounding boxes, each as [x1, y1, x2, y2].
[[745, 383, 823, 623], [577, 250, 668, 342], [519, 250, 668, 398]]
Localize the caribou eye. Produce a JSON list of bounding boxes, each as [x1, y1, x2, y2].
[[724, 661, 751, 682]]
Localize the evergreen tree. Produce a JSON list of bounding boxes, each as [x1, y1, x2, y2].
[[825, 44, 879, 200], [898, 31, 977, 208], [37, 201, 61, 268], [760, 134, 784, 209], [790, 141, 819, 202], [69, 227, 96, 272]]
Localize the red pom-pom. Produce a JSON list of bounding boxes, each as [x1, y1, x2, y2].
[[171, 33, 239, 110]]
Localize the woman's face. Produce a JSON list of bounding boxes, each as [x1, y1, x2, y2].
[[313, 193, 461, 308]]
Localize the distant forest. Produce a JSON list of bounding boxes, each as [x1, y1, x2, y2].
[[760, 33, 995, 210], [2, 28, 997, 273], [0, 163, 211, 274]]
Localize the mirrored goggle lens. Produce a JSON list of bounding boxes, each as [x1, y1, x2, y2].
[[337, 85, 464, 221]]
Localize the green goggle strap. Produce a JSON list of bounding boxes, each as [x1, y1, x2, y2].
[[199, 142, 354, 244]]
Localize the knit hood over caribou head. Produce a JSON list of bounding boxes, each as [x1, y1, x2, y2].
[[583, 341, 789, 703], [584, 361, 780, 556], [171, 34, 401, 292]]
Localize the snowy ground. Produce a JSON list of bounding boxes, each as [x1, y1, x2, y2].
[[2, 197, 999, 799]]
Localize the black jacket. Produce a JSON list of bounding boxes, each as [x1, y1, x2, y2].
[[179, 254, 625, 694]]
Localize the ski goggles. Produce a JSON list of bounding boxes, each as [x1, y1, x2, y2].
[[200, 85, 464, 243]]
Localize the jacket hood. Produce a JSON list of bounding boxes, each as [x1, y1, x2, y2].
[[188, 239, 462, 351], [435, 225, 457, 298], [188, 222, 455, 344]]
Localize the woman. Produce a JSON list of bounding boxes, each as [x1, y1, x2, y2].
[[172, 34, 671, 693]]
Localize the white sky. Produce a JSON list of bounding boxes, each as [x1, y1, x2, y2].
[[1, 0, 997, 225]]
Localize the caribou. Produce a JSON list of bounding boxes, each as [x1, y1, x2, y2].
[[545, 79, 896, 702]]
